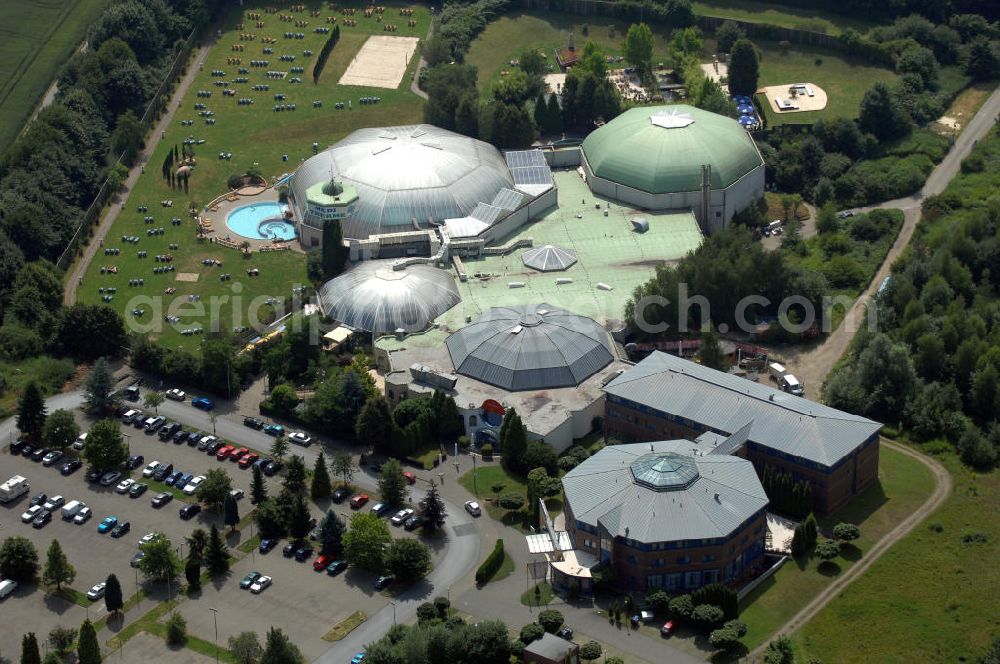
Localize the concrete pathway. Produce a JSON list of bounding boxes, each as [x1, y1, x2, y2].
[[63, 41, 214, 306]]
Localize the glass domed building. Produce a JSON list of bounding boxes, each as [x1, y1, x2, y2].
[[290, 124, 515, 243]]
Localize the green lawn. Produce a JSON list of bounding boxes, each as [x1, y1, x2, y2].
[[752, 39, 897, 126], [459, 462, 563, 531], [78, 0, 429, 350], [739, 442, 936, 651], [0, 0, 109, 156], [520, 581, 555, 607], [0, 355, 75, 419], [793, 451, 999, 663], [693, 0, 874, 35]]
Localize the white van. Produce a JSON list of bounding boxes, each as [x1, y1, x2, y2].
[[61, 500, 85, 520], [121, 409, 139, 424], [782, 374, 805, 396], [767, 220, 783, 236], [0, 579, 17, 599], [73, 432, 88, 451], [768, 362, 787, 383]]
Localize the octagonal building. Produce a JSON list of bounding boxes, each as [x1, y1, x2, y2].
[[580, 105, 765, 233]]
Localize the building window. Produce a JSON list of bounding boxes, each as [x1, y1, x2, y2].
[[676, 556, 690, 565], [684, 570, 702, 588], [704, 569, 720, 584], [702, 554, 715, 562], [666, 573, 681, 591], [648, 575, 663, 588]]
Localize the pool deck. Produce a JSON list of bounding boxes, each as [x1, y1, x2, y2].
[[203, 188, 303, 251]]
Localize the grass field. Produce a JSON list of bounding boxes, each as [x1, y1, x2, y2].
[[693, 0, 874, 35], [792, 451, 998, 663], [77, 1, 429, 350], [751, 39, 897, 126], [0, 0, 109, 157], [738, 443, 936, 651]]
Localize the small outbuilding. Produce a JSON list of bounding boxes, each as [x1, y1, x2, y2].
[[523, 633, 580, 664]]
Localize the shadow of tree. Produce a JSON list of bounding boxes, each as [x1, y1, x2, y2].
[[817, 560, 841, 577], [840, 542, 862, 561]]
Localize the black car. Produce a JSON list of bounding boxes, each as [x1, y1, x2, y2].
[[30, 447, 49, 462], [151, 492, 173, 508], [243, 416, 265, 430], [373, 575, 394, 590], [556, 627, 574, 641], [332, 487, 350, 503], [282, 542, 297, 558], [152, 463, 174, 482], [110, 521, 131, 538], [127, 455, 145, 470], [263, 460, 282, 477], [9, 439, 27, 455], [205, 441, 224, 455], [186, 433, 201, 447], [172, 430, 190, 445], [325, 560, 348, 576], [294, 545, 313, 562], [158, 423, 181, 440], [61, 459, 83, 476], [32, 509, 53, 529], [179, 504, 201, 520], [29, 492, 47, 507], [99, 471, 121, 486], [404, 514, 424, 531], [129, 482, 148, 498], [85, 468, 105, 483], [369, 462, 383, 473], [20, 444, 35, 457], [259, 538, 278, 554]]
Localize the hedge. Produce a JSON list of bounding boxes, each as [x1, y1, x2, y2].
[[312, 25, 341, 84], [475, 539, 504, 584]]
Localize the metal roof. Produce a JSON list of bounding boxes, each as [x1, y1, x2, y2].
[[630, 452, 700, 491], [290, 124, 514, 239], [521, 244, 578, 272], [562, 439, 767, 543], [581, 105, 764, 193], [445, 304, 614, 391], [524, 633, 577, 660], [316, 261, 460, 334], [604, 352, 882, 467]]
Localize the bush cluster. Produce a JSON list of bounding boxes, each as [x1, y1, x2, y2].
[[475, 539, 505, 584]]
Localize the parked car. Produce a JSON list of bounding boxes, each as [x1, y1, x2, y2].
[[258, 538, 277, 554], [179, 504, 201, 520], [332, 487, 350, 503], [262, 460, 282, 476], [151, 492, 173, 508], [230, 488, 245, 501], [325, 560, 348, 576], [263, 424, 284, 437], [21, 505, 43, 523], [351, 654, 366, 664], [350, 494, 369, 509], [110, 521, 131, 538], [373, 575, 394, 590], [313, 554, 334, 571], [99, 471, 122, 487], [74, 506, 92, 524], [144, 416, 166, 433], [164, 471, 185, 487], [30, 447, 49, 462], [205, 440, 224, 455], [183, 476, 205, 495], [129, 483, 148, 498], [142, 461, 161, 478], [98, 516, 118, 533], [127, 455, 145, 470], [138, 532, 161, 546], [464, 501, 481, 516], [282, 542, 297, 558], [404, 515, 424, 531], [660, 620, 675, 637], [185, 432, 201, 447], [115, 478, 135, 494], [18, 443, 35, 457], [294, 545, 312, 562], [165, 388, 186, 401], [288, 432, 312, 446], [197, 435, 217, 451], [33, 509, 53, 528], [240, 571, 262, 589], [130, 551, 146, 568], [43, 495, 65, 511], [152, 464, 174, 482], [86, 582, 107, 601], [41, 450, 64, 466], [9, 439, 28, 455], [229, 447, 249, 463], [249, 575, 271, 594], [158, 422, 181, 440], [29, 492, 47, 507], [60, 459, 83, 476], [191, 396, 214, 411], [216, 445, 235, 461], [85, 468, 105, 483], [556, 627, 574, 641], [172, 430, 191, 445], [391, 508, 414, 526], [243, 416, 264, 430], [72, 433, 88, 451]]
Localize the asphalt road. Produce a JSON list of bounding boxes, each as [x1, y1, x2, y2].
[[0, 389, 481, 664]]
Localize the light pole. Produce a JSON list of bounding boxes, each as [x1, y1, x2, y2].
[[389, 601, 397, 626], [135, 566, 140, 610], [472, 454, 477, 497], [249, 520, 255, 565], [209, 607, 220, 663], [123, 432, 131, 458]]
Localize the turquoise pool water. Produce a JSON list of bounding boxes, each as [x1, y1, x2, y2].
[[225, 202, 296, 241]]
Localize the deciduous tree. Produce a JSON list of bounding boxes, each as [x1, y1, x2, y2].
[[343, 513, 391, 571], [384, 539, 431, 583], [622, 23, 654, 73], [228, 632, 263, 664], [356, 394, 395, 454], [83, 419, 127, 471], [378, 459, 408, 508], [196, 468, 233, 510], [42, 409, 79, 450], [331, 450, 354, 488], [260, 627, 304, 664], [0, 536, 39, 583], [138, 535, 180, 582]]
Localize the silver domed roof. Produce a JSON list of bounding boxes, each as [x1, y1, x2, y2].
[[521, 244, 578, 272], [630, 452, 700, 491], [445, 304, 614, 391], [317, 262, 460, 334], [291, 124, 514, 239]]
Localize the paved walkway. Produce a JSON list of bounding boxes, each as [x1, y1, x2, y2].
[[63, 41, 214, 306], [746, 439, 953, 660], [783, 84, 1000, 400]]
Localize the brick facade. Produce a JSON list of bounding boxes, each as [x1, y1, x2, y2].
[[604, 398, 881, 516]]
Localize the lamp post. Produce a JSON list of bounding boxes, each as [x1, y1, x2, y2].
[[209, 607, 220, 663], [389, 601, 397, 626], [472, 454, 477, 497], [135, 566, 140, 611]]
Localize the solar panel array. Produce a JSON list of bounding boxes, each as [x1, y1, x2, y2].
[[491, 187, 524, 211], [505, 149, 554, 186]]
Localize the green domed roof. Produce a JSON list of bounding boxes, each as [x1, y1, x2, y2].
[[581, 105, 763, 194]]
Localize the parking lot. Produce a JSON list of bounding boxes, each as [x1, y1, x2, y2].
[[1, 397, 455, 660]]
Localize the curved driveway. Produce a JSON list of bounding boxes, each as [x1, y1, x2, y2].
[[0, 389, 481, 664]]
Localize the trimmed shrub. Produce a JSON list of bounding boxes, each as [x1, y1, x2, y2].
[[519, 622, 544, 644], [475, 539, 504, 584], [312, 25, 341, 83], [538, 609, 564, 633]]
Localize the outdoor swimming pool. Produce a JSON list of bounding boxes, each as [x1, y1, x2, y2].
[[225, 202, 296, 241]]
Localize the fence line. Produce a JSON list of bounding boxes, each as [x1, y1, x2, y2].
[[56, 28, 200, 271]]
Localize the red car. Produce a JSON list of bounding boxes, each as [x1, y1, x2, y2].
[[350, 493, 369, 509], [229, 447, 249, 462], [402, 471, 416, 485], [216, 445, 235, 461], [660, 620, 675, 637], [313, 553, 334, 571], [238, 452, 259, 468]]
